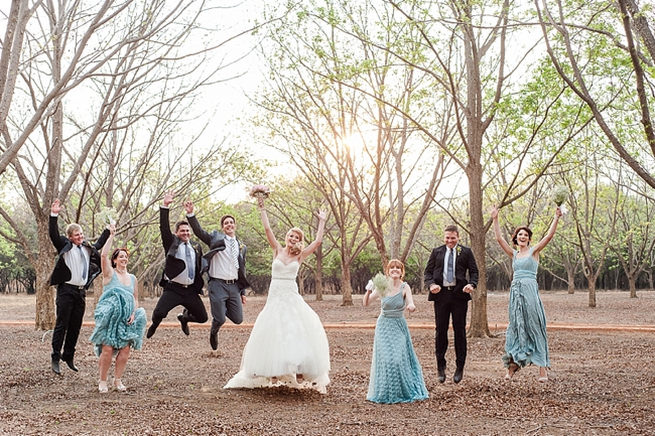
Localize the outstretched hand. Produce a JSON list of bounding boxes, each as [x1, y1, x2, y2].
[[108, 223, 116, 235], [317, 210, 327, 221], [555, 206, 563, 218], [51, 199, 62, 215], [489, 205, 499, 220], [184, 200, 194, 214], [163, 190, 175, 207]]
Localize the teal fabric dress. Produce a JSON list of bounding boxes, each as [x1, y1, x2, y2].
[[502, 248, 550, 368], [367, 285, 429, 404], [89, 272, 146, 356]]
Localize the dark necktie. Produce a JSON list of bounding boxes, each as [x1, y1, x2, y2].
[[79, 245, 88, 281], [446, 248, 454, 283], [185, 243, 195, 281]]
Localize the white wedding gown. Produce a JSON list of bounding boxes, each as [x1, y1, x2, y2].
[[224, 258, 330, 393]]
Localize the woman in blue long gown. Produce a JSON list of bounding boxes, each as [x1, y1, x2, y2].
[[363, 259, 428, 403], [89, 224, 146, 393], [491, 206, 562, 382]]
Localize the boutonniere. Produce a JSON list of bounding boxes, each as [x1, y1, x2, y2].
[[456, 246, 462, 255]]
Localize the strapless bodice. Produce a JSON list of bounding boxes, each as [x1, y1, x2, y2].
[[271, 258, 300, 281]]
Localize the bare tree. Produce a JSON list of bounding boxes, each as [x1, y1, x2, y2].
[[536, 0, 655, 188], [0, 0, 258, 329]]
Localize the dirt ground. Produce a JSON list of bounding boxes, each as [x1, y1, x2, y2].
[[0, 290, 654, 435]]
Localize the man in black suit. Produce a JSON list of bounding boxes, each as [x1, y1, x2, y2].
[[424, 224, 478, 384], [49, 199, 110, 374], [146, 191, 208, 339], [184, 200, 249, 350]]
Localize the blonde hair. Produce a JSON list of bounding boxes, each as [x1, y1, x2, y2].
[[66, 223, 82, 237], [286, 227, 305, 255]]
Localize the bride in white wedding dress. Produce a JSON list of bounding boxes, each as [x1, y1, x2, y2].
[[224, 194, 330, 393]]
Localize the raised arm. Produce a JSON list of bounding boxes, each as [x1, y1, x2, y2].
[[184, 200, 212, 245], [159, 190, 175, 250], [100, 224, 116, 284], [531, 206, 563, 256], [299, 210, 327, 263], [257, 196, 282, 254], [491, 206, 513, 257]]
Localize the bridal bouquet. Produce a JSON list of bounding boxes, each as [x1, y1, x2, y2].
[[249, 184, 271, 199], [97, 207, 117, 225], [371, 272, 392, 297], [553, 186, 568, 207]]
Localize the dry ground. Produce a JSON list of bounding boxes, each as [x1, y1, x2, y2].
[[0, 290, 654, 435]]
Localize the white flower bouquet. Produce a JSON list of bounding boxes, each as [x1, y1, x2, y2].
[[97, 207, 117, 225], [371, 272, 392, 297], [553, 186, 568, 207]]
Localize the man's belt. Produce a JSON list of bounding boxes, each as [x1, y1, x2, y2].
[[61, 283, 85, 291], [210, 277, 237, 285]]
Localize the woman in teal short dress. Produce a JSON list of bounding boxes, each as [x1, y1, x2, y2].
[[363, 259, 428, 403], [89, 224, 146, 393], [491, 205, 562, 382]]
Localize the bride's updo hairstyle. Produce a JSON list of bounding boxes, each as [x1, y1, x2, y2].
[[286, 227, 305, 255]]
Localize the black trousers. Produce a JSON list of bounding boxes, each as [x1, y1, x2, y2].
[[433, 292, 469, 370], [151, 283, 208, 327], [51, 284, 86, 362]]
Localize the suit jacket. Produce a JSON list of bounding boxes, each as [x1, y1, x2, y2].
[[424, 244, 479, 302], [159, 207, 204, 294], [187, 214, 250, 293], [49, 215, 111, 289]]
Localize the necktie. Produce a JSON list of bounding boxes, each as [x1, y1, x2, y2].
[[185, 243, 195, 281], [228, 238, 239, 270], [79, 245, 88, 281], [446, 248, 454, 283]]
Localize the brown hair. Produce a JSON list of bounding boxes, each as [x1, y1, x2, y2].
[[111, 247, 129, 268], [220, 215, 235, 227], [174, 220, 190, 232], [385, 258, 405, 280], [511, 226, 533, 246], [444, 224, 459, 234]]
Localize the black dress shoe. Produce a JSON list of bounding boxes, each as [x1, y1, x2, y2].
[[64, 359, 79, 372], [437, 368, 446, 383], [209, 330, 218, 350], [453, 367, 463, 384], [51, 360, 61, 375], [177, 314, 190, 336], [146, 323, 157, 338]]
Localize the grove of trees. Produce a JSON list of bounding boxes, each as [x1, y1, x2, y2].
[[1, 0, 653, 337]]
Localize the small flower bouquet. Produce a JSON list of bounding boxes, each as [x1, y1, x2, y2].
[[371, 272, 392, 297], [249, 184, 271, 199], [553, 186, 568, 207], [97, 207, 117, 225]]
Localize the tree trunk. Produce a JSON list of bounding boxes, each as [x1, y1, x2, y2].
[[628, 276, 637, 298], [315, 245, 323, 301], [467, 164, 490, 337], [587, 280, 597, 308], [35, 230, 55, 330], [567, 269, 575, 294], [340, 260, 353, 306]]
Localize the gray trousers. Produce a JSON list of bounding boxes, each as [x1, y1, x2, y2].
[[208, 278, 243, 332]]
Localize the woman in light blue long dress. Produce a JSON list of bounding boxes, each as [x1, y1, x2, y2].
[[491, 206, 562, 382], [363, 259, 428, 404], [89, 224, 146, 393]]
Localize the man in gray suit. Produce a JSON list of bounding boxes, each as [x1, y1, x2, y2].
[[184, 200, 250, 350]]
